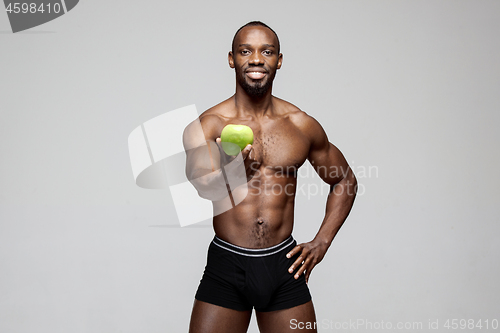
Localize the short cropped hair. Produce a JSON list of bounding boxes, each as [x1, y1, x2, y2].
[[231, 21, 280, 54]]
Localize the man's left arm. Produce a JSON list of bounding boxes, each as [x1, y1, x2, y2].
[[286, 115, 357, 283]]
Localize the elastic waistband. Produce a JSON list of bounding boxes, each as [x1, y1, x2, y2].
[[212, 235, 295, 257]]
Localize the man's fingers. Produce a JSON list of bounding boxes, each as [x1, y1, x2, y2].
[[288, 256, 304, 273], [284, 241, 325, 282], [286, 245, 302, 259], [305, 267, 313, 284], [305, 261, 317, 283], [294, 258, 312, 279], [242, 144, 252, 159], [216, 139, 250, 157], [215, 138, 223, 153]]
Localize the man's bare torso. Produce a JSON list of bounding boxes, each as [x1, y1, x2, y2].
[[201, 96, 313, 249]]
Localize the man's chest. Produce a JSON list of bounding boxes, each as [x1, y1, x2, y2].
[[241, 118, 310, 171]]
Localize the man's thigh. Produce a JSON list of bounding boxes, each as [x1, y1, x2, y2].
[[255, 300, 317, 333], [189, 299, 252, 333]]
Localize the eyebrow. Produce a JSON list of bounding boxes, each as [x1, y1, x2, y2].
[[238, 43, 276, 49]]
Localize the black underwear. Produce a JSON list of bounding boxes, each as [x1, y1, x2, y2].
[[194, 235, 311, 312]]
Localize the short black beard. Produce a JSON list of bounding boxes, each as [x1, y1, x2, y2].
[[242, 80, 271, 97], [237, 71, 275, 97]]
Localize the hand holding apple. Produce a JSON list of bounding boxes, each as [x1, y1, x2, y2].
[[220, 124, 254, 156]]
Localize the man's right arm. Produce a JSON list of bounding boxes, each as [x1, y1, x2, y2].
[[182, 115, 230, 201]]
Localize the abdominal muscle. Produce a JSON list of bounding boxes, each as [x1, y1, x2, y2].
[[212, 173, 297, 249]]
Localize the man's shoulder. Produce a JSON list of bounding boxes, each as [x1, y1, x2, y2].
[[275, 98, 319, 132], [274, 98, 327, 149], [194, 98, 234, 140], [199, 98, 233, 123]]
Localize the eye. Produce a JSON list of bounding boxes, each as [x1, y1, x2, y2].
[[241, 50, 251, 55], [263, 50, 273, 56]]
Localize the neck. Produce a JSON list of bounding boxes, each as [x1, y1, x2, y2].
[[233, 85, 275, 118]]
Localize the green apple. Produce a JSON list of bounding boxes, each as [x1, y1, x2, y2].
[[220, 124, 254, 156]]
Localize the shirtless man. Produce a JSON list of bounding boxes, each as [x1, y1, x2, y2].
[[184, 21, 357, 333]]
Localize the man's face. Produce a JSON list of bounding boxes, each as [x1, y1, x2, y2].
[[229, 26, 283, 97]]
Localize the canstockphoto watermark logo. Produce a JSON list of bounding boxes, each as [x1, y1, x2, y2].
[[127, 105, 248, 227], [3, 0, 79, 33]]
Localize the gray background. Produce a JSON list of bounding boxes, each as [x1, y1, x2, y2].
[[1, 0, 499, 332]]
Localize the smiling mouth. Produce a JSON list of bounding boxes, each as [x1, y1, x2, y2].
[[246, 71, 266, 80]]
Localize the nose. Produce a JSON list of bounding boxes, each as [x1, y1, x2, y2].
[[249, 52, 264, 65]]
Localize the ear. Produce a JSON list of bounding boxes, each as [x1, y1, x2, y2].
[[277, 53, 283, 70], [228, 51, 235, 68]]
